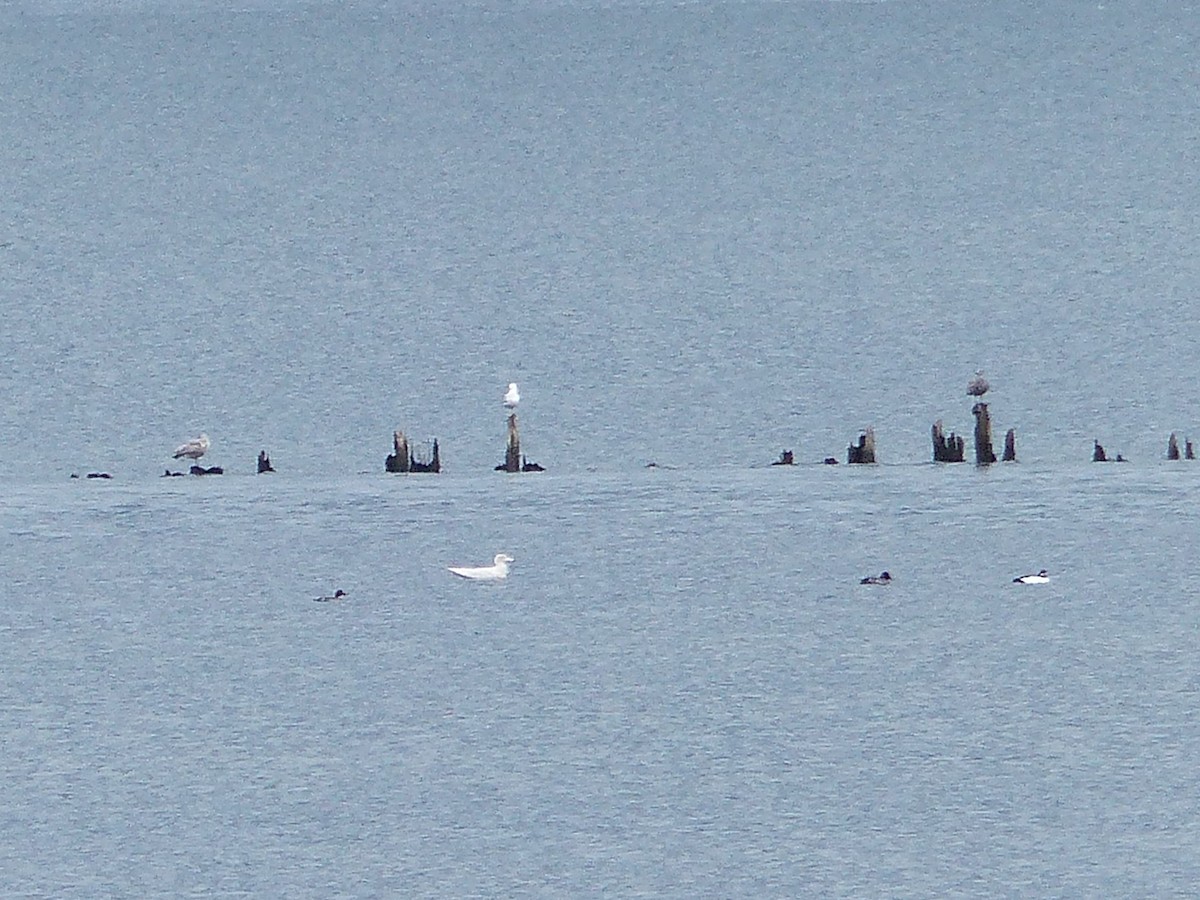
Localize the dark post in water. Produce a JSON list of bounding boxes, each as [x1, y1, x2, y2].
[[386, 431, 410, 473], [498, 413, 521, 472], [972, 402, 996, 465]]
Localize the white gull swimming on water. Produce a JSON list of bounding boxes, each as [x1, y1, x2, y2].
[[173, 433, 210, 461], [448, 553, 514, 581], [504, 383, 520, 409]]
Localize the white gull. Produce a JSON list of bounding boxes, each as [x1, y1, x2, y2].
[[173, 433, 210, 461], [504, 383, 520, 409], [448, 553, 514, 581]]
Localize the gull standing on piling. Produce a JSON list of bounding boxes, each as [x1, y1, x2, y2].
[[173, 433, 210, 462], [504, 382, 520, 409], [967, 370, 990, 398]]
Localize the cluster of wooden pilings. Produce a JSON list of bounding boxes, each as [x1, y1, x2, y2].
[[844, 403, 1015, 466], [383, 412, 543, 475], [1093, 432, 1195, 463], [773, 400, 1018, 466]]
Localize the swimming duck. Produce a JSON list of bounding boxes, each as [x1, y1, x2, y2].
[[1013, 570, 1049, 584]]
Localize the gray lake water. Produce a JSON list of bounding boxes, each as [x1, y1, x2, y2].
[[3, 0, 1200, 895]]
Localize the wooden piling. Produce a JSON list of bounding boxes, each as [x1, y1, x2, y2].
[[1003, 428, 1016, 462], [496, 413, 521, 472], [932, 421, 965, 463], [972, 402, 996, 465], [1168, 433, 1181, 460], [257, 450, 275, 473], [1093, 440, 1107, 462], [1188, 440, 1195, 460], [386, 430, 410, 473], [847, 428, 876, 464], [771, 450, 795, 466]]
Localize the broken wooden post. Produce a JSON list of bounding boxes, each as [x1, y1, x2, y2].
[[1188, 440, 1195, 460], [972, 402, 996, 465], [257, 450, 275, 473], [386, 431, 410, 473], [931, 420, 965, 462], [847, 427, 876, 464], [1093, 440, 1107, 462], [495, 413, 521, 472], [408, 438, 441, 473], [1168, 433, 1181, 460], [1003, 428, 1016, 462], [771, 450, 795, 466]]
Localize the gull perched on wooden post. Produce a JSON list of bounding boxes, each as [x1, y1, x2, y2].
[[504, 382, 520, 409], [173, 433, 210, 462], [967, 370, 990, 398]]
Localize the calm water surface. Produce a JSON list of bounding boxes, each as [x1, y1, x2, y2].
[[3, 0, 1200, 895]]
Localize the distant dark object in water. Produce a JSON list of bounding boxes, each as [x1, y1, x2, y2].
[[257, 450, 275, 473], [1092, 440, 1107, 462], [190, 465, 223, 475], [313, 589, 347, 602], [1188, 440, 1196, 460], [87, 472, 111, 479], [860, 571, 892, 585], [823, 457, 838, 465], [521, 456, 545, 472], [772, 450, 794, 466], [163, 469, 185, 477]]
